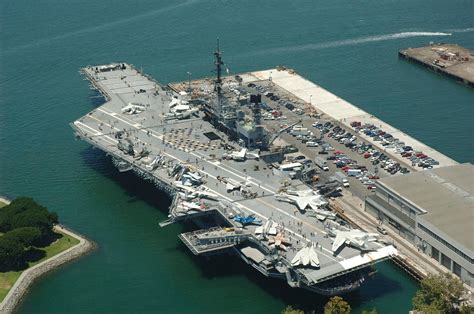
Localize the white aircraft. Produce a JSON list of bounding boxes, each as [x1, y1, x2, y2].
[[220, 177, 242, 192], [330, 229, 380, 253], [146, 155, 163, 171], [255, 219, 278, 236], [276, 190, 328, 212], [168, 98, 187, 110], [177, 201, 206, 212], [181, 172, 202, 186], [224, 148, 247, 161], [175, 183, 218, 201], [291, 243, 320, 267], [309, 208, 336, 221], [122, 103, 146, 114], [176, 108, 198, 120], [246, 150, 260, 160]]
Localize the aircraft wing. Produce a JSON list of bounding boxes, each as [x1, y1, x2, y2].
[[197, 191, 218, 200], [295, 198, 308, 211], [268, 226, 277, 235], [331, 233, 347, 252], [237, 148, 247, 158], [314, 214, 327, 221], [291, 252, 302, 266], [308, 246, 320, 267]]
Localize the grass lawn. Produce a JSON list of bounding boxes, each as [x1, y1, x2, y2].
[[0, 230, 80, 302]]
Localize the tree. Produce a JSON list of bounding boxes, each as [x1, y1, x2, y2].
[[2, 227, 42, 247], [0, 197, 58, 237], [361, 308, 377, 314], [0, 237, 24, 270], [324, 296, 351, 314], [282, 305, 304, 314], [412, 273, 466, 313]]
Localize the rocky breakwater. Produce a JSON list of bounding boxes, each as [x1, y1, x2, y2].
[[0, 225, 96, 314]]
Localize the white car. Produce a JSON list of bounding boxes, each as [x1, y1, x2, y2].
[[306, 141, 318, 147]]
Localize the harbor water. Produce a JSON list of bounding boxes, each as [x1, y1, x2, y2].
[[0, 0, 472, 313]]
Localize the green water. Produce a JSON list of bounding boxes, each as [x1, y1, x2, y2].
[[1, 0, 472, 312]]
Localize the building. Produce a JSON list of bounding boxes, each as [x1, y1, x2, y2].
[[365, 163, 474, 286]]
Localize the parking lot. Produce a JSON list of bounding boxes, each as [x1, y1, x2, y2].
[[239, 80, 417, 201]]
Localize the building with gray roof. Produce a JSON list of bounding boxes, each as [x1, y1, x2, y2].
[[366, 163, 474, 286]]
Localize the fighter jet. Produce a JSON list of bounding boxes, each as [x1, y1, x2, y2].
[[218, 177, 242, 192], [146, 155, 163, 171], [233, 214, 262, 227], [181, 171, 202, 186], [276, 189, 328, 213], [175, 183, 219, 201], [223, 148, 247, 161], [330, 229, 380, 253], [268, 232, 291, 251], [121, 102, 146, 114], [255, 218, 278, 237], [177, 201, 206, 212], [291, 243, 320, 267], [308, 208, 337, 221], [176, 107, 199, 120]]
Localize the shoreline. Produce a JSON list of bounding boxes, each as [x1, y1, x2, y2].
[[0, 220, 96, 314]]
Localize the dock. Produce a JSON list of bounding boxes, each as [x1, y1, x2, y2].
[[399, 43, 474, 87], [71, 32, 474, 296]]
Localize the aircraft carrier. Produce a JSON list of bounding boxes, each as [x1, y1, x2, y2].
[[71, 43, 397, 295]]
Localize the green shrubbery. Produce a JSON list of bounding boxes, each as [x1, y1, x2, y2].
[[0, 197, 59, 271]]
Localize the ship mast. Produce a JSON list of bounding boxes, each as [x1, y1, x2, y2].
[[214, 39, 224, 116]]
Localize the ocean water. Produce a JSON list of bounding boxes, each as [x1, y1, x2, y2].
[[0, 0, 472, 313]]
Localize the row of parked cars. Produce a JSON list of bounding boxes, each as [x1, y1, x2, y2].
[[312, 120, 410, 177], [247, 82, 306, 115], [350, 121, 439, 169]]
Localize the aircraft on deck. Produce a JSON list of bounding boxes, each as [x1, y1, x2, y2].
[[121, 102, 146, 114], [233, 214, 262, 227], [223, 148, 247, 161], [276, 189, 331, 220], [177, 201, 206, 212], [255, 218, 278, 237], [175, 183, 219, 201], [291, 243, 320, 267], [308, 208, 336, 221], [217, 176, 245, 192], [222, 148, 260, 161], [166, 98, 198, 120], [146, 155, 164, 171], [329, 229, 380, 253], [268, 232, 291, 251], [181, 171, 203, 186]]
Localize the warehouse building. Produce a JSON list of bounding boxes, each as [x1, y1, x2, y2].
[[365, 163, 474, 286]]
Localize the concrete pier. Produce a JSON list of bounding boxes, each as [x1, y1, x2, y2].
[[399, 43, 474, 87], [238, 68, 458, 170]]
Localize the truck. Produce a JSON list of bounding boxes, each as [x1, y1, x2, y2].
[[314, 157, 329, 171], [334, 171, 350, 188]]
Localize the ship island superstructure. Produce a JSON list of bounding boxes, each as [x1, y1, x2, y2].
[[71, 46, 398, 295]]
